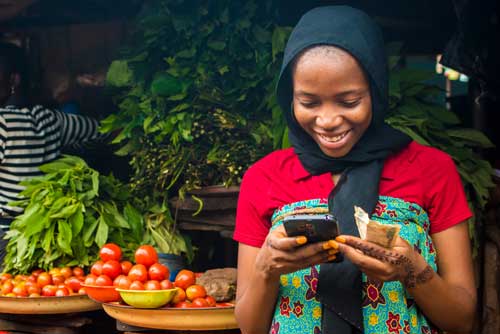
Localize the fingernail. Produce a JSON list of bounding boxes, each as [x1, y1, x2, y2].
[[328, 249, 338, 256], [322, 242, 332, 250], [336, 236, 346, 243], [328, 255, 336, 261], [328, 240, 339, 249], [296, 236, 307, 245]]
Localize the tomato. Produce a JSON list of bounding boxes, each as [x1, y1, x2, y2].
[[205, 295, 216, 307], [185, 284, 206, 301], [113, 275, 132, 290], [31, 269, 43, 277], [160, 279, 174, 290], [99, 243, 122, 262], [37, 272, 52, 288], [12, 284, 28, 297], [41, 285, 57, 297], [27, 275, 37, 283], [120, 261, 133, 275], [52, 275, 65, 286], [55, 287, 70, 297], [129, 280, 145, 290], [128, 264, 148, 282], [90, 260, 104, 276], [65, 277, 82, 293], [171, 287, 186, 304], [134, 245, 158, 268], [29, 293, 41, 297], [95, 275, 113, 287], [102, 260, 122, 279], [144, 280, 161, 290], [78, 287, 86, 295], [72, 267, 85, 277], [148, 263, 169, 281], [192, 297, 209, 308], [174, 301, 192, 308], [0, 273, 12, 283], [48, 268, 61, 277], [60, 267, 73, 279], [1, 281, 14, 294], [84, 274, 97, 285], [174, 270, 196, 290]]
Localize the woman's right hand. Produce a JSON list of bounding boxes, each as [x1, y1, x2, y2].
[[254, 224, 339, 280]]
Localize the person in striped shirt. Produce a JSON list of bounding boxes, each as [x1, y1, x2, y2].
[[0, 42, 108, 259]]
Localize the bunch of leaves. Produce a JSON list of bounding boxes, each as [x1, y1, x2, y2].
[[3, 156, 145, 274], [101, 0, 290, 199], [385, 56, 495, 252]]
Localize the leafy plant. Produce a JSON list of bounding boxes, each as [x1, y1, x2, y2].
[[3, 156, 144, 274]]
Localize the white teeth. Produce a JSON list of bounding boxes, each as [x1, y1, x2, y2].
[[319, 131, 348, 142]]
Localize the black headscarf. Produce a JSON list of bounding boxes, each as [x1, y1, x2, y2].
[[276, 6, 411, 333]]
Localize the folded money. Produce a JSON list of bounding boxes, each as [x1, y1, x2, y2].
[[354, 206, 400, 248]]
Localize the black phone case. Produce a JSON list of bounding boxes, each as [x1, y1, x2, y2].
[[283, 214, 339, 242]]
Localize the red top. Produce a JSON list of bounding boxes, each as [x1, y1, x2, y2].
[[234, 141, 472, 247]]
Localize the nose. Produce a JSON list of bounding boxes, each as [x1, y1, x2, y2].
[[316, 105, 343, 129]]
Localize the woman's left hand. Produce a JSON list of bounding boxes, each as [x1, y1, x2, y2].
[[336, 235, 427, 288]]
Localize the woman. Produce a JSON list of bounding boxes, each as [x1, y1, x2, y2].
[[233, 6, 476, 334], [0, 42, 107, 265]]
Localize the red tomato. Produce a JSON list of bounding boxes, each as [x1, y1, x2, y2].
[[1, 281, 14, 294], [205, 295, 216, 307], [72, 267, 85, 277], [84, 274, 97, 285], [12, 284, 28, 297], [148, 263, 169, 281], [95, 275, 113, 287], [160, 280, 174, 290], [55, 287, 70, 297], [37, 272, 52, 288], [0, 273, 12, 283], [31, 269, 43, 277], [144, 280, 161, 290], [120, 261, 133, 275], [174, 301, 192, 308], [128, 264, 148, 282], [134, 245, 158, 268], [129, 280, 145, 290], [78, 287, 86, 295], [174, 270, 196, 290], [52, 275, 65, 286], [171, 287, 186, 304], [60, 267, 73, 279], [65, 277, 82, 293], [113, 275, 132, 290], [192, 297, 209, 308], [185, 284, 206, 301], [99, 243, 122, 262], [102, 260, 122, 279], [90, 260, 104, 276], [41, 285, 57, 297]]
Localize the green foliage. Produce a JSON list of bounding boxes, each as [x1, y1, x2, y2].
[[3, 156, 144, 274], [102, 0, 288, 257]]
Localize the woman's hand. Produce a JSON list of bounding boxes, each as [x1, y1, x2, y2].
[[336, 235, 434, 288], [255, 225, 339, 281]]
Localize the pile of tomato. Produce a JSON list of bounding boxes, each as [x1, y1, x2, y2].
[[87, 243, 216, 308], [0, 266, 86, 297]]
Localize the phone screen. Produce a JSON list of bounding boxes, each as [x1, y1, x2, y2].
[[283, 214, 339, 243]]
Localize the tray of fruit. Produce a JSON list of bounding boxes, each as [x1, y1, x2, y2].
[[0, 267, 101, 314], [83, 243, 238, 330]]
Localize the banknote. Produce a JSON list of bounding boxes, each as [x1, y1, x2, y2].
[[354, 206, 400, 248]]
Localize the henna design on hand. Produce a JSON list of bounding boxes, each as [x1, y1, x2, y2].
[[348, 240, 433, 288]]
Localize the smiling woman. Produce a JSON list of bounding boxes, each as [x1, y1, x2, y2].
[[291, 45, 372, 158]]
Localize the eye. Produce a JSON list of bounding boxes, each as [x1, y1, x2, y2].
[[300, 101, 319, 108], [340, 99, 361, 108]]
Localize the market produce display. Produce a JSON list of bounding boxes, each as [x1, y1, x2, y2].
[[2, 156, 145, 274]]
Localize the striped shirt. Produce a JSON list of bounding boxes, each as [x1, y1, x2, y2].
[[0, 105, 103, 216]]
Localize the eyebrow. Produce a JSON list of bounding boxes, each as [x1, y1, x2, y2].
[[294, 89, 367, 98]]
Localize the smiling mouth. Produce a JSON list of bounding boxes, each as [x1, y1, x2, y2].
[[318, 130, 350, 143]]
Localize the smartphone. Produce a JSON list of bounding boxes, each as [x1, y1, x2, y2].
[[283, 214, 340, 243]]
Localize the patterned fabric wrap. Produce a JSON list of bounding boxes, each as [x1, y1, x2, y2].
[[268, 196, 441, 334]]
